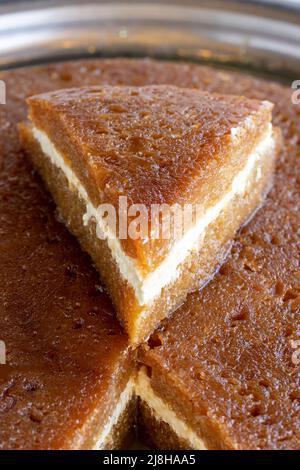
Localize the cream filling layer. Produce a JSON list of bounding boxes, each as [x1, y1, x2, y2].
[[32, 125, 274, 307], [136, 367, 207, 450], [83, 369, 208, 450], [93, 378, 135, 450]]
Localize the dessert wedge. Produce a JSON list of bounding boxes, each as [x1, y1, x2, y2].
[[0, 74, 135, 450], [20, 84, 279, 345], [1, 56, 298, 451], [138, 283, 299, 450]]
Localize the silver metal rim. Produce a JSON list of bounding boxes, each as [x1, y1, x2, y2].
[[0, 1, 300, 79]]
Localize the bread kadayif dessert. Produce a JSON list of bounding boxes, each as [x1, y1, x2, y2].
[[20, 84, 279, 345], [1, 58, 297, 450], [138, 279, 299, 450], [0, 67, 136, 450]]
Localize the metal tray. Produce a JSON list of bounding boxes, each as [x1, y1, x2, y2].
[[0, 0, 300, 83], [0, 0, 299, 451]]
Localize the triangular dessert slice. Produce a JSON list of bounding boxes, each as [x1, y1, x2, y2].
[[20, 85, 280, 344], [1, 80, 135, 450]]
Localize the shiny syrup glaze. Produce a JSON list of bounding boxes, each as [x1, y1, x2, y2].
[[27, 84, 269, 270], [138, 67, 300, 447], [0, 58, 299, 449]]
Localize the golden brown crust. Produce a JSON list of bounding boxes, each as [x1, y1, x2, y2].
[[137, 399, 193, 450], [0, 65, 136, 451], [19, 122, 277, 345], [27, 85, 273, 271], [91, 394, 137, 450], [0, 57, 297, 449], [139, 132, 298, 449]]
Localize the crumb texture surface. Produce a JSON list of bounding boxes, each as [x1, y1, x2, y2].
[[138, 66, 300, 450], [0, 58, 299, 449], [27, 83, 272, 270], [28, 84, 267, 209]]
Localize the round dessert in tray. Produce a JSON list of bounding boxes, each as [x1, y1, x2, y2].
[[0, 1, 299, 450]]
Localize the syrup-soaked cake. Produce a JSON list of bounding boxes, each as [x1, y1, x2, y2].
[[20, 84, 278, 345], [0, 66, 136, 450], [0, 58, 298, 449]]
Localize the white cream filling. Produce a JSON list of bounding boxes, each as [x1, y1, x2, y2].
[[136, 367, 208, 450], [93, 378, 135, 450], [80, 369, 209, 449], [32, 125, 274, 307]]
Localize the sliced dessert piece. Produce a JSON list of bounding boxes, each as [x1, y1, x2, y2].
[[137, 280, 300, 450], [2, 56, 298, 450], [138, 279, 299, 450], [20, 85, 279, 345], [137, 75, 298, 449], [0, 79, 135, 450]]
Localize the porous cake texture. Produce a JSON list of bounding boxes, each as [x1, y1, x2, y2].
[[0, 58, 298, 449], [22, 84, 278, 345]]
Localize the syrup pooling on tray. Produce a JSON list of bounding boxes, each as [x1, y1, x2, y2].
[[0, 58, 298, 449], [22, 82, 278, 344]]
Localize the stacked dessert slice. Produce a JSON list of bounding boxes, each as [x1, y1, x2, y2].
[[138, 282, 299, 450], [20, 84, 279, 345], [0, 92, 135, 450], [2, 57, 296, 450]]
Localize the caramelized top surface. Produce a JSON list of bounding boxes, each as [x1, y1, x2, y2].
[[133, 66, 299, 448], [28, 84, 267, 208], [0, 58, 298, 449], [0, 63, 139, 450], [27, 84, 271, 269]]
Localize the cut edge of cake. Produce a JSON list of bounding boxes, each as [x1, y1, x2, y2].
[[20, 85, 280, 345]]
